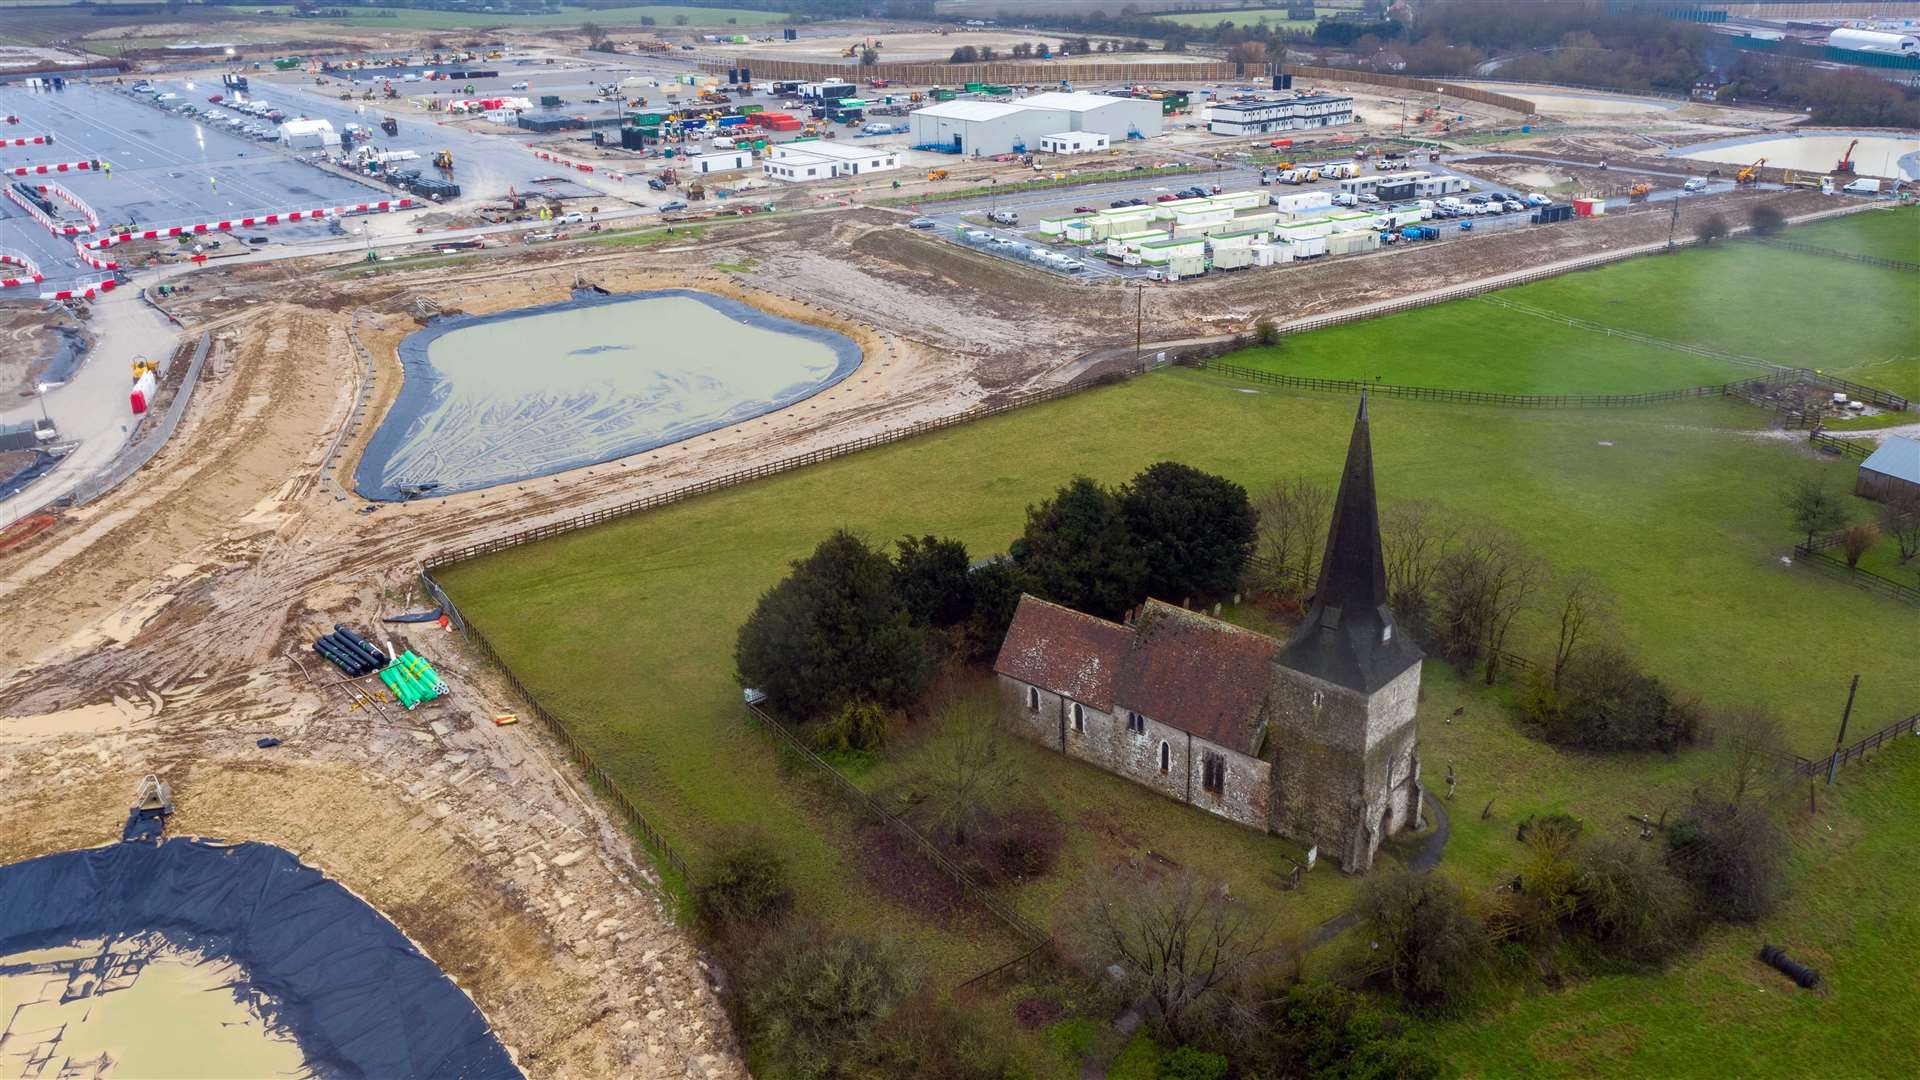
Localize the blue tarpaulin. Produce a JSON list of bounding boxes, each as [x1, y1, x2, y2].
[[0, 839, 522, 1079]]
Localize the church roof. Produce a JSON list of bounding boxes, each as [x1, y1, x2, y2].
[[994, 596, 1276, 756], [1276, 394, 1425, 694]]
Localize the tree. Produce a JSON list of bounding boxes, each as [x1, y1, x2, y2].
[[1694, 213, 1729, 245], [1708, 706, 1792, 810], [924, 691, 1016, 846], [745, 927, 908, 1078], [1252, 316, 1280, 346], [697, 830, 791, 926], [1748, 203, 1786, 236], [1879, 489, 1920, 562], [949, 45, 979, 63], [1782, 475, 1849, 547], [1121, 462, 1257, 605], [673, 13, 689, 25], [1011, 476, 1146, 620], [1088, 872, 1262, 1040], [1236, 982, 1442, 1080], [961, 557, 1026, 661], [1520, 642, 1703, 752], [1158, 1047, 1228, 1080], [1665, 797, 1787, 921], [860, 46, 880, 66], [1254, 476, 1334, 595], [894, 535, 974, 628], [1839, 521, 1879, 568], [734, 530, 934, 721], [1011, 41, 1033, 59], [1228, 41, 1268, 65], [1381, 499, 1457, 641], [580, 21, 608, 50], [1358, 870, 1489, 1004], [1432, 529, 1544, 685], [1547, 570, 1612, 690], [978, 45, 997, 61], [1572, 837, 1694, 963]]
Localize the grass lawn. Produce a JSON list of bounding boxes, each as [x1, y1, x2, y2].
[[261, 4, 789, 31], [1155, 8, 1317, 30], [1786, 205, 1920, 264], [1233, 219, 1917, 398]]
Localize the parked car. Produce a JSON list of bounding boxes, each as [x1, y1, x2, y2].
[[1682, 177, 1707, 192], [1074, 205, 1098, 213], [988, 208, 1019, 225], [1155, 193, 1179, 202], [908, 217, 935, 229], [1358, 193, 1380, 204], [660, 200, 688, 211]]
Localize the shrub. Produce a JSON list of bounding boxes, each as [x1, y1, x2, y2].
[[1515, 829, 1580, 942], [697, 831, 791, 926], [745, 927, 909, 1079], [1238, 982, 1444, 1080], [1158, 1046, 1227, 1080], [1252, 316, 1280, 346], [1358, 871, 1491, 1005], [815, 699, 891, 754], [1573, 836, 1695, 963], [1514, 812, 1583, 846], [985, 804, 1064, 882], [862, 992, 1019, 1080], [1520, 643, 1703, 752], [1748, 203, 1786, 236], [1839, 522, 1879, 568], [1665, 798, 1788, 922]]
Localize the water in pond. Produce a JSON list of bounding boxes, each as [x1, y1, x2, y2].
[[354, 289, 862, 500]]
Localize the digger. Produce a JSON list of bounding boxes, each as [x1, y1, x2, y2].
[[432, 149, 454, 173]]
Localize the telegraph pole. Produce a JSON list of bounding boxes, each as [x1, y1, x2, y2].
[[1826, 674, 1860, 785], [1135, 281, 1144, 367]]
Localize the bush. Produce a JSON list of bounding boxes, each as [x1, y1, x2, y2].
[[1358, 871, 1491, 1005], [1515, 829, 1579, 942], [984, 804, 1064, 882], [1665, 798, 1788, 922], [1514, 812, 1583, 846], [1749, 203, 1786, 236], [697, 831, 791, 926], [1519, 643, 1703, 752], [1252, 316, 1280, 346], [1572, 836, 1695, 963], [745, 927, 909, 1079], [815, 699, 891, 754], [862, 992, 1019, 1080], [1236, 982, 1443, 1080], [1158, 1046, 1227, 1080]]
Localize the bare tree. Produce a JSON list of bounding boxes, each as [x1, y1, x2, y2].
[[1709, 706, 1793, 810], [1839, 522, 1879, 568], [1548, 570, 1612, 690], [1434, 529, 1544, 685], [1781, 476, 1849, 548], [924, 691, 1016, 847], [1254, 476, 1333, 595], [1381, 499, 1458, 629], [1088, 872, 1264, 1039], [1880, 490, 1920, 562]]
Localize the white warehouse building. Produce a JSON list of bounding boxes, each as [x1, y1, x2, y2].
[[762, 141, 900, 182], [1827, 27, 1918, 54], [909, 92, 1159, 157]]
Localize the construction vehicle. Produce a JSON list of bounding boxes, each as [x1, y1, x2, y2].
[[1628, 180, 1652, 202], [380, 116, 398, 136], [688, 179, 705, 201], [926, 168, 948, 181], [1835, 139, 1858, 175], [432, 149, 454, 171], [1735, 157, 1765, 185]]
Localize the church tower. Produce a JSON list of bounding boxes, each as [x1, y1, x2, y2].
[[1267, 395, 1426, 873]]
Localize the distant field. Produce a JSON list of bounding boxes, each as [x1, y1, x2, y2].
[[1786, 204, 1920, 265], [263, 4, 788, 31], [1155, 8, 1317, 30]]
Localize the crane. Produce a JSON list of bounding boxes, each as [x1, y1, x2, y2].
[[1735, 157, 1766, 185], [1835, 139, 1858, 175]]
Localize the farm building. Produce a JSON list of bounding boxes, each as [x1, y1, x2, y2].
[[1856, 435, 1920, 503], [993, 397, 1426, 872], [1038, 131, 1111, 154], [1017, 91, 1164, 141], [909, 99, 1069, 156], [761, 142, 898, 181]]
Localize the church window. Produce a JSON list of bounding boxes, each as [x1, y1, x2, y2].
[[1201, 752, 1226, 796], [1027, 686, 1039, 712], [1127, 711, 1145, 735], [1071, 702, 1084, 732], [1158, 741, 1170, 772]]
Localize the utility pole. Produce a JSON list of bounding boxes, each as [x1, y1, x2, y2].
[[1135, 281, 1144, 367], [1825, 674, 1860, 785], [1666, 191, 1681, 250]]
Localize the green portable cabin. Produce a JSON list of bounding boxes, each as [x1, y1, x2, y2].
[[1038, 214, 1082, 236], [933, 89, 960, 102], [1138, 236, 1206, 264]]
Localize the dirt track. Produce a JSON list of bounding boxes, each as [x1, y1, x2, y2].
[[0, 184, 1834, 1074]]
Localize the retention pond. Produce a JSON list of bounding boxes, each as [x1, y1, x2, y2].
[[354, 289, 862, 500], [0, 838, 521, 1079]]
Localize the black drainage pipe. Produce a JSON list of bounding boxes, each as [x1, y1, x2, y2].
[[1758, 944, 1821, 989]]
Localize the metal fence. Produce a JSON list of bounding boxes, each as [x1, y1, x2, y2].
[[704, 57, 1235, 86], [70, 331, 209, 507], [416, 569, 693, 888]]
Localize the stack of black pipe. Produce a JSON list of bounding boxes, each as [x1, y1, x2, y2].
[[314, 624, 387, 678]]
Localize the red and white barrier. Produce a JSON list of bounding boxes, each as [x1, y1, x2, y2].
[[40, 275, 116, 302], [4, 159, 101, 177], [0, 134, 55, 148], [5, 179, 97, 236], [531, 147, 598, 175], [82, 197, 416, 250], [0, 249, 44, 290], [73, 238, 117, 272]]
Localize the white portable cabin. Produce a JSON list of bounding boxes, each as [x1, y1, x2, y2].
[[1251, 243, 1287, 267], [1150, 196, 1210, 221], [1212, 246, 1256, 271], [1105, 228, 1165, 257], [1270, 190, 1333, 215], [1165, 252, 1208, 278], [1038, 131, 1111, 154], [686, 148, 751, 174], [1207, 189, 1267, 212], [1277, 217, 1334, 240], [1038, 215, 1082, 236], [1209, 228, 1269, 252], [1174, 205, 1236, 228], [1231, 210, 1278, 235], [1276, 234, 1327, 259], [1064, 218, 1112, 242], [1138, 236, 1206, 264]]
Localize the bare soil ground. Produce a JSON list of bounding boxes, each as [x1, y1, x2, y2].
[[0, 183, 1827, 1072], [0, 301, 87, 398]]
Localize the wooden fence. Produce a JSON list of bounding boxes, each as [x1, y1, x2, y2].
[[1796, 712, 1920, 777], [1789, 541, 1920, 605], [416, 570, 693, 888], [1185, 358, 1771, 410], [703, 57, 1236, 86], [1809, 430, 1875, 459], [1761, 238, 1920, 274]]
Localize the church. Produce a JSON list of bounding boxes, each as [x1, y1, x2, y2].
[[992, 396, 1425, 873]]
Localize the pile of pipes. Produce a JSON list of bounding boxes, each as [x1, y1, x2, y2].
[[314, 624, 386, 678], [378, 651, 446, 709]]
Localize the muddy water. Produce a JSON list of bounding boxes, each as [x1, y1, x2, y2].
[[1670, 132, 1920, 180], [354, 289, 861, 500], [0, 936, 309, 1078]]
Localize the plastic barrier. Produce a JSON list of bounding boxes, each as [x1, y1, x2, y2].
[[3, 159, 100, 176], [4, 182, 83, 236], [0, 249, 43, 289], [72, 238, 117, 271], [39, 275, 116, 301], [83, 198, 415, 250], [0, 134, 54, 148]]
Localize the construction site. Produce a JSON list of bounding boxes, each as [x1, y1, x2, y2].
[[1, 5, 1916, 1077]]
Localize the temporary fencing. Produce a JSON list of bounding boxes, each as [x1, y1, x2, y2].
[[3, 158, 100, 177], [72, 239, 116, 271], [0, 134, 54, 147], [41, 275, 117, 301], [82, 197, 416, 249], [4, 180, 93, 236], [0, 249, 43, 289], [529, 146, 621, 178]]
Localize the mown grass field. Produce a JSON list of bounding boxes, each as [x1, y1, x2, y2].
[[438, 230, 1916, 1071], [1154, 8, 1318, 30], [1232, 211, 1919, 399]]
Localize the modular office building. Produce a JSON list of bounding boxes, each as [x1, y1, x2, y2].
[[1207, 95, 1353, 136]]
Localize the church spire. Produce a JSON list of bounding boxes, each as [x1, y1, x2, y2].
[[1276, 393, 1423, 694]]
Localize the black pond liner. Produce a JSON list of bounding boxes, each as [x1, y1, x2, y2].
[[0, 838, 522, 1079], [352, 288, 863, 502]]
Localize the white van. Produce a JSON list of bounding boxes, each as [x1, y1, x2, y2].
[[1682, 177, 1707, 192], [1332, 192, 1359, 207]]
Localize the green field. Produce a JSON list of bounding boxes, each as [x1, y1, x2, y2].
[[1234, 218, 1919, 398], [258, 4, 786, 31], [1788, 206, 1920, 264], [437, 229, 1917, 1073], [1154, 8, 1317, 30]]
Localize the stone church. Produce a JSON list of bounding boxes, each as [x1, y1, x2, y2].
[[992, 396, 1425, 872]]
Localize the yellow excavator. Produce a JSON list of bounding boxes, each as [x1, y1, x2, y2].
[[1628, 180, 1652, 202], [433, 149, 454, 172], [1735, 157, 1765, 185]]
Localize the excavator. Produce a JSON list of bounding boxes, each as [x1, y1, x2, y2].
[[1628, 180, 1652, 202], [1735, 157, 1765, 185], [1835, 139, 1858, 175], [432, 149, 454, 172]]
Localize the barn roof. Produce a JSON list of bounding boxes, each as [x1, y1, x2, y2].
[[1861, 435, 1920, 486]]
